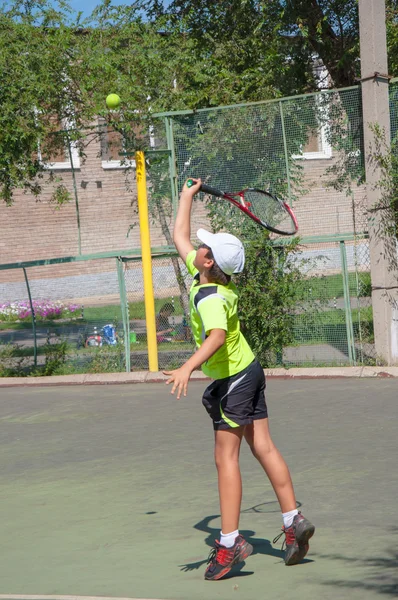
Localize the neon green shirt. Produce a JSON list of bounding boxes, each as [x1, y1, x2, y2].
[[186, 250, 254, 379]]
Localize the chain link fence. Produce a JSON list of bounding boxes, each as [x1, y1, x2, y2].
[[0, 240, 373, 375], [0, 258, 127, 376], [285, 238, 372, 366], [3, 81, 398, 374], [124, 255, 195, 372], [157, 84, 375, 365]]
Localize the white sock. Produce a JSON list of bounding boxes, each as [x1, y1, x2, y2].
[[282, 509, 298, 529], [220, 529, 239, 548]]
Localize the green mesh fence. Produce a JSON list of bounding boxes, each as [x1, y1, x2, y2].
[[284, 240, 372, 366], [153, 86, 374, 366], [3, 82, 398, 374], [124, 255, 195, 372], [390, 80, 398, 140], [0, 259, 128, 376], [167, 86, 364, 237]]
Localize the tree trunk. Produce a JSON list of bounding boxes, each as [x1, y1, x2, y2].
[[287, 0, 359, 87]]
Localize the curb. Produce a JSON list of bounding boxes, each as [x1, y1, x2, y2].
[[0, 366, 398, 387]]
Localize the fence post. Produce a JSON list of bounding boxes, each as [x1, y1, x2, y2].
[[275, 246, 284, 365], [22, 267, 37, 368], [66, 132, 82, 256], [165, 117, 179, 221], [359, 0, 398, 364], [279, 101, 292, 204], [117, 258, 130, 372], [339, 241, 356, 365]]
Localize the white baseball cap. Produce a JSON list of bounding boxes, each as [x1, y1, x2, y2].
[[197, 228, 245, 275]]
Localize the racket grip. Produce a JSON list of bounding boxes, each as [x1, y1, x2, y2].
[[186, 179, 223, 197]]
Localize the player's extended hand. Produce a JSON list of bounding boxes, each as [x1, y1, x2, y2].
[[163, 364, 193, 399]]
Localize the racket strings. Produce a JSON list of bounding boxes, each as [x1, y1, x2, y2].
[[244, 190, 296, 234]]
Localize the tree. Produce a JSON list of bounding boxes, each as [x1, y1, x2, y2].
[[0, 0, 192, 205], [147, 0, 317, 102], [283, 0, 360, 87], [148, 0, 398, 91], [386, 0, 398, 76], [0, 1, 84, 204], [5, 0, 397, 207], [235, 232, 305, 366]]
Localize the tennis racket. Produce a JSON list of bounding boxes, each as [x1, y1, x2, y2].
[[186, 179, 298, 236]]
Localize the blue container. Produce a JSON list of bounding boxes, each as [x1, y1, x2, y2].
[[103, 324, 117, 345]]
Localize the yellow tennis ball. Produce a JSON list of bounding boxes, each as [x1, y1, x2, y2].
[[106, 93, 121, 109]]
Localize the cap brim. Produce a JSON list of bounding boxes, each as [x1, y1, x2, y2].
[[197, 228, 215, 246]]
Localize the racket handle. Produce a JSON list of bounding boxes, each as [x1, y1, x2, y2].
[[186, 179, 223, 197]]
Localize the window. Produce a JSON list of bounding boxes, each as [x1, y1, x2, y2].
[[293, 64, 332, 160], [38, 116, 80, 170], [99, 119, 127, 168], [99, 117, 156, 169], [298, 122, 332, 159]]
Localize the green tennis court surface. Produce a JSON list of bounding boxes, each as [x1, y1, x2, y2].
[[0, 379, 396, 600]]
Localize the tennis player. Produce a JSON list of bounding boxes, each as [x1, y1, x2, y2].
[[164, 178, 315, 580]]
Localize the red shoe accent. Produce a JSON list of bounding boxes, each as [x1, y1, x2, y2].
[[215, 546, 235, 566], [283, 526, 296, 546]]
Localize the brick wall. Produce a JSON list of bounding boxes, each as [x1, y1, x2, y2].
[[1, 129, 161, 281], [291, 156, 366, 238], [1, 128, 366, 303]]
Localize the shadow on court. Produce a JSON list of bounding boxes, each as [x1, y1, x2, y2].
[[178, 510, 286, 575], [0, 378, 397, 600], [317, 528, 398, 597]]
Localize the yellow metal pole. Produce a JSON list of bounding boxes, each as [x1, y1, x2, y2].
[[135, 150, 159, 372]]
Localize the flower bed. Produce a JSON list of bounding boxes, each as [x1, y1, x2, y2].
[[0, 300, 80, 322]]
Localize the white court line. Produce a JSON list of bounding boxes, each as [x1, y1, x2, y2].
[[0, 596, 165, 600]]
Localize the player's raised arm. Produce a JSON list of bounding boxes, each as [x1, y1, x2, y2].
[[173, 178, 202, 262]]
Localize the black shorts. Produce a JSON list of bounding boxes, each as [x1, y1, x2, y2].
[[202, 359, 268, 430]]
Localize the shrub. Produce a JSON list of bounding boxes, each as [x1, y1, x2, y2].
[[234, 231, 312, 366], [0, 342, 29, 376]]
